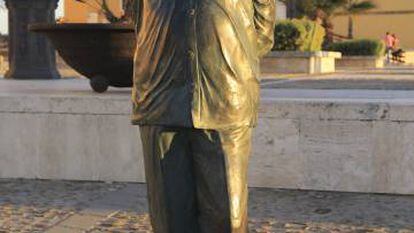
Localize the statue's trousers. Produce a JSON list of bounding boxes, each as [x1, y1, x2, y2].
[[139, 126, 252, 233]]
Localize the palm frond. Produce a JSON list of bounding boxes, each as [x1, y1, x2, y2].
[[347, 1, 376, 14]]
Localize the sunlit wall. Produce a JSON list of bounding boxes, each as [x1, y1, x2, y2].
[[63, 0, 123, 23], [332, 0, 414, 48]]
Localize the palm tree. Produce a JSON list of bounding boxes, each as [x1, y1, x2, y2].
[[342, 0, 376, 39], [279, 0, 347, 45], [280, 0, 346, 20]]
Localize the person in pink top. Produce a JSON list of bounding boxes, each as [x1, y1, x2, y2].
[[392, 34, 400, 49], [385, 32, 395, 63], [391, 34, 405, 63]]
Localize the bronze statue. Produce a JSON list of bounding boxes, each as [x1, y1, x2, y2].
[[132, 0, 276, 232]]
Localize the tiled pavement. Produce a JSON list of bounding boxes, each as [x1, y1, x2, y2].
[[1, 179, 414, 232]]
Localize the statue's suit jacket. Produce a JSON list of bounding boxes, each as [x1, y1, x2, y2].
[[132, 0, 276, 129]]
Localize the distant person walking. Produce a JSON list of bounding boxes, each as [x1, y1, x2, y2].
[[384, 32, 394, 63], [393, 34, 400, 48], [391, 34, 405, 63]]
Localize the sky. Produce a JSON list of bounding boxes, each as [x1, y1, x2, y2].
[[0, 0, 64, 35]]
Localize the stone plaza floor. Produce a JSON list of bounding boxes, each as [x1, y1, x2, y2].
[[261, 66, 414, 90], [0, 179, 414, 233]]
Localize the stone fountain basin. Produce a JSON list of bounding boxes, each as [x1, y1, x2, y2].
[[30, 23, 136, 93]]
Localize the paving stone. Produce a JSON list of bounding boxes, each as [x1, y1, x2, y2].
[[46, 225, 85, 233], [1, 179, 414, 232], [79, 207, 118, 217], [0, 179, 124, 232], [60, 214, 103, 229]]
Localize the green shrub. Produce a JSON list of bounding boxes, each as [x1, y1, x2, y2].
[[327, 39, 385, 56], [301, 19, 325, 51], [272, 18, 325, 52], [272, 20, 306, 51]]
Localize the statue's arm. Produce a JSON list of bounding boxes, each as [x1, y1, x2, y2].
[[253, 0, 276, 57]]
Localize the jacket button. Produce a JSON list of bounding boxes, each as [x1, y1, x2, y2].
[[188, 50, 195, 59], [188, 9, 196, 16]]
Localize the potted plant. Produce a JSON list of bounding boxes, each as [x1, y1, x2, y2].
[[30, 0, 138, 93]]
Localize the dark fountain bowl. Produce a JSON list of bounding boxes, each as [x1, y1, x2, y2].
[[30, 23, 136, 93]]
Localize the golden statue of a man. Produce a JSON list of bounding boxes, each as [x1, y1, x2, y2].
[[132, 0, 276, 232]]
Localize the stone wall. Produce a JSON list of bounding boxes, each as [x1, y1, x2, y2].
[[1, 80, 414, 195], [251, 97, 414, 194], [336, 56, 385, 70]]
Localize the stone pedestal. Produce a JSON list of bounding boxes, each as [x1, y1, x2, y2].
[[5, 0, 60, 79], [261, 51, 342, 74]]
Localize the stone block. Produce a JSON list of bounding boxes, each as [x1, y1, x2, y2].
[[372, 122, 414, 194], [261, 51, 341, 74], [299, 120, 374, 192], [59, 214, 103, 230], [0, 113, 41, 178], [0, 112, 145, 183], [259, 98, 391, 122], [249, 118, 304, 189], [46, 226, 84, 233], [336, 56, 385, 69]]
